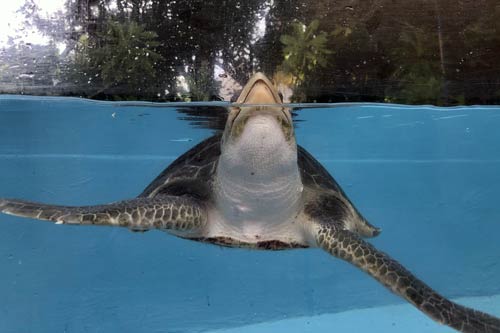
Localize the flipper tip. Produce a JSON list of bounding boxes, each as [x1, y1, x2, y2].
[[372, 227, 382, 237]]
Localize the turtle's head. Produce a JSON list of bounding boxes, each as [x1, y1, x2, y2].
[[219, 73, 297, 180], [223, 72, 295, 145]]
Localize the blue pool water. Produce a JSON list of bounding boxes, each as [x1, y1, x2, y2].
[[0, 95, 499, 332]]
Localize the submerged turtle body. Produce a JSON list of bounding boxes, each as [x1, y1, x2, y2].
[[138, 133, 377, 250], [1, 73, 499, 333]]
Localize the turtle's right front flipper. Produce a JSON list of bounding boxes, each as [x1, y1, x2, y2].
[[314, 223, 500, 333], [0, 196, 207, 233]]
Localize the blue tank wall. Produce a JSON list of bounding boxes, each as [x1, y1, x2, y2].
[[0, 96, 499, 332]]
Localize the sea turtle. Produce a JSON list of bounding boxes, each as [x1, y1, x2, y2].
[[1, 73, 499, 333]]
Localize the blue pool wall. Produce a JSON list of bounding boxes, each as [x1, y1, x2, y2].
[[0, 96, 499, 332]]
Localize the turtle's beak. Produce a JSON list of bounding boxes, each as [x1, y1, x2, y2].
[[224, 72, 293, 143], [236, 72, 282, 104]]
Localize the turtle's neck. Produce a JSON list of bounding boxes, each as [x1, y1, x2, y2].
[[214, 118, 303, 226]]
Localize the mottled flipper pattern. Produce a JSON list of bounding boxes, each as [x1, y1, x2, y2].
[[0, 196, 206, 233], [315, 223, 500, 333]]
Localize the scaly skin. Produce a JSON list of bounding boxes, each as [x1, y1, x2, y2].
[[315, 223, 500, 333], [0, 196, 206, 233]]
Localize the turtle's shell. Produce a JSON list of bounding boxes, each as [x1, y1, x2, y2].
[[140, 134, 352, 203]]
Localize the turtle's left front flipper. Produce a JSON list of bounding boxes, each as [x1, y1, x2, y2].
[[314, 223, 500, 333], [0, 196, 207, 233]]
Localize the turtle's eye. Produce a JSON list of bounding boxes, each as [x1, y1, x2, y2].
[[231, 114, 249, 138], [229, 107, 241, 127], [277, 115, 292, 140]]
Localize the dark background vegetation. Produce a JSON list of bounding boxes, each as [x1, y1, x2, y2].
[[1, 0, 500, 105]]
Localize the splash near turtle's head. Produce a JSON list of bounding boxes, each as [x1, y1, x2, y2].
[[223, 72, 294, 145]]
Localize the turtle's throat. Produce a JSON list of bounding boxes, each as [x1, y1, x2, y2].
[[215, 167, 303, 226], [215, 120, 303, 224]]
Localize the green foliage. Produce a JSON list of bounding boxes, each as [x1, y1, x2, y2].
[[280, 20, 332, 86], [71, 20, 163, 97], [462, 3, 500, 102], [393, 68, 444, 105], [386, 28, 444, 105], [184, 63, 221, 101], [6, 0, 500, 104]]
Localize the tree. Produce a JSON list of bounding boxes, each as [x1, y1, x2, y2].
[[8, 0, 500, 104], [280, 20, 331, 84], [279, 20, 332, 101], [184, 62, 221, 101], [68, 20, 163, 99], [385, 27, 444, 105]]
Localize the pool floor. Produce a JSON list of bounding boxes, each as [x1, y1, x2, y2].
[[209, 294, 500, 333]]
